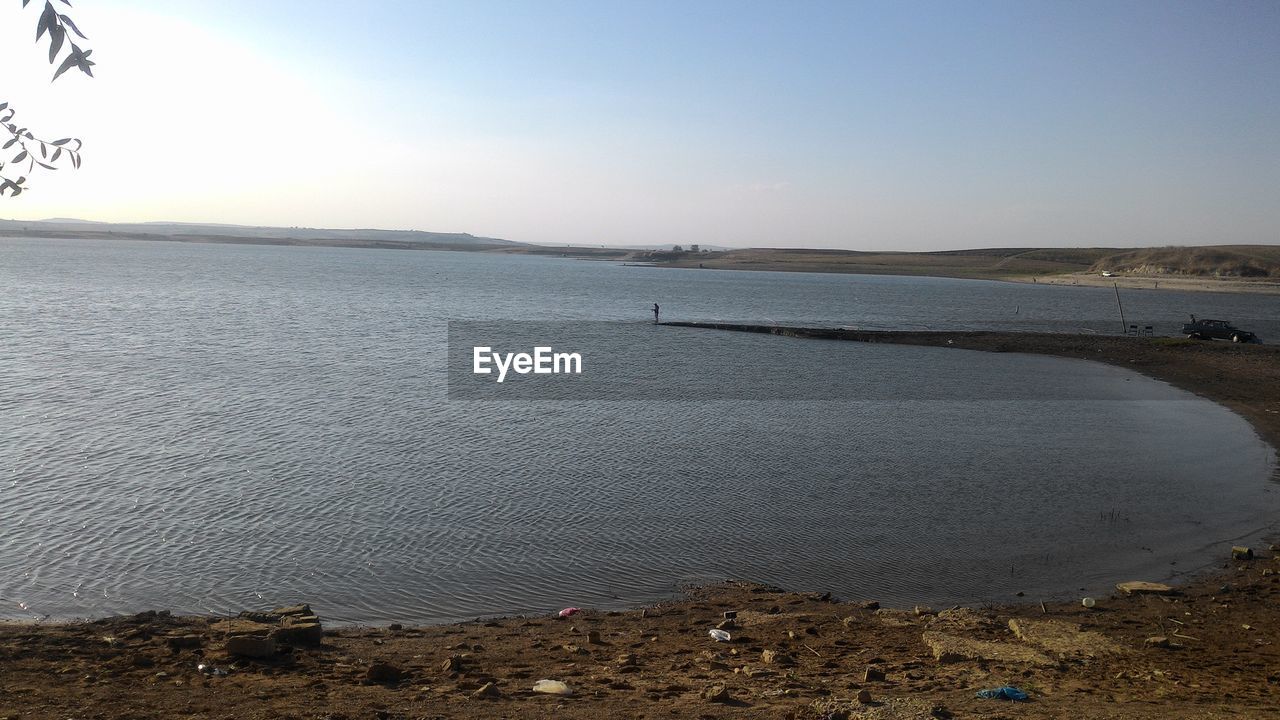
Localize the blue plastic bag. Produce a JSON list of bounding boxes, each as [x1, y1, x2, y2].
[[976, 686, 1029, 701]]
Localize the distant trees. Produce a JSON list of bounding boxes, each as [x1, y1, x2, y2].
[[1, 0, 94, 197], [672, 245, 684, 252]]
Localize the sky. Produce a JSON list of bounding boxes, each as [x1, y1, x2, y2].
[[1, 0, 1277, 250]]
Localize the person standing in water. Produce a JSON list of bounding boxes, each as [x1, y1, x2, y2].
[[652, 303, 660, 324]]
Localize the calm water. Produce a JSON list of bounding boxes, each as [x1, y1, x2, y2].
[[1, 237, 1277, 624]]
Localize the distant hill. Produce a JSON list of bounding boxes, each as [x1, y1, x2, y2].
[[651, 245, 1280, 281], [0, 218, 523, 249], [652, 246, 1117, 277], [5, 220, 1276, 281], [1090, 246, 1280, 278]]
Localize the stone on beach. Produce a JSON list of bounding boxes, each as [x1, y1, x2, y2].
[[238, 604, 313, 624], [702, 684, 732, 703], [275, 612, 324, 643], [273, 622, 323, 645], [927, 608, 993, 632], [921, 631, 1054, 666], [471, 681, 501, 699], [365, 661, 406, 683], [227, 604, 324, 646], [761, 649, 796, 666], [1115, 581, 1177, 596], [212, 619, 274, 638], [225, 634, 276, 658], [165, 634, 202, 650], [532, 679, 573, 695], [1007, 618, 1124, 658]]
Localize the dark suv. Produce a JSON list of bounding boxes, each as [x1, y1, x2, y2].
[[1181, 316, 1259, 343]]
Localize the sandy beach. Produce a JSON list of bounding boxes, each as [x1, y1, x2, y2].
[[3, 331, 1278, 720], [1009, 274, 1280, 296]]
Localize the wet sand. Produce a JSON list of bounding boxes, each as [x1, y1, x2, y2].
[[3, 331, 1279, 719]]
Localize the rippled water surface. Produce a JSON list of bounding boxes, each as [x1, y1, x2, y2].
[[1, 238, 1277, 623]]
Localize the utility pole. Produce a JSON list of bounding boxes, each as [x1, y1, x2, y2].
[[1114, 282, 1127, 334]]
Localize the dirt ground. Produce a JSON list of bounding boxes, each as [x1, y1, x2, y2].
[[3, 332, 1279, 719]]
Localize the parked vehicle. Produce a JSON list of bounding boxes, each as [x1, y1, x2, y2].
[[1181, 315, 1260, 343]]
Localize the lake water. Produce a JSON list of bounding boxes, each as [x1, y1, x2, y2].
[[1, 237, 1277, 624]]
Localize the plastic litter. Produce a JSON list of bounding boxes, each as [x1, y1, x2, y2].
[[708, 628, 731, 642], [1082, 597, 1096, 608], [976, 686, 1028, 702], [197, 663, 228, 677], [532, 679, 573, 695], [557, 607, 581, 618]]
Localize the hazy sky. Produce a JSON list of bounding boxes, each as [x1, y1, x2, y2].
[[1, 1, 1277, 249]]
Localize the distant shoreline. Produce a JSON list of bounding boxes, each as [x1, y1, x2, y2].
[[505, 242, 1280, 295], [9, 229, 1280, 295], [0, 229, 516, 254]]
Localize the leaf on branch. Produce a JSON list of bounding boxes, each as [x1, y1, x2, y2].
[[2, 139, 15, 150], [52, 138, 71, 145], [49, 24, 65, 63], [39, 142, 47, 158], [52, 52, 78, 81], [13, 150, 28, 163], [71, 153, 80, 169], [36, 161, 56, 170], [0, 102, 7, 111], [51, 147, 61, 161], [37, 2, 57, 42], [58, 13, 86, 39], [1, 177, 27, 197]]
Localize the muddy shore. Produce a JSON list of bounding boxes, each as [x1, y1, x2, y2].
[[3, 331, 1279, 719]]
